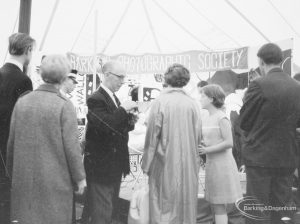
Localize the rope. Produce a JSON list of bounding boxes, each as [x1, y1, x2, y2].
[[142, 0, 162, 53], [224, 0, 270, 42], [71, 0, 97, 52], [101, 0, 133, 54], [186, 0, 241, 47], [267, 0, 300, 39], [152, 0, 212, 51]]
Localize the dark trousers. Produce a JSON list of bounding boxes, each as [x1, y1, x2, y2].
[[87, 180, 121, 224], [297, 165, 300, 207], [245, 166, 296, 224], [0, 166, 10, 224]]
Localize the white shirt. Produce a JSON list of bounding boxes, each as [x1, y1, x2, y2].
[[101, 84, 118, 107], [6, 57, 23, 72]]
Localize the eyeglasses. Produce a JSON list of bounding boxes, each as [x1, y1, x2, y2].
[[107, 72, 125, 80]]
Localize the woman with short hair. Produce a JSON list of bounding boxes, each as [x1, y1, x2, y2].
[[142, 63, 202, 224], [199, 84, 242, 224], [7, 54, 86, 224]]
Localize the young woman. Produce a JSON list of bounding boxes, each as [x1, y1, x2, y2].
[[199, 84, 242, 224]]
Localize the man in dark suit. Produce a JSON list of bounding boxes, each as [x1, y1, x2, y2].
[[0, 33, 35, 223], [84, 61, 137, 224], [240, 43, 300, 224]]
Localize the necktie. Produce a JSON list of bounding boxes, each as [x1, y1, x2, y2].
[[113, 94, 120, 107]]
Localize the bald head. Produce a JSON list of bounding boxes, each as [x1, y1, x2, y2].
[[102, 61, 126, 93], [102, 61, 126, 77]]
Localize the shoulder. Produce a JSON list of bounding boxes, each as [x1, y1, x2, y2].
[[57, 91, 69, 101], [217, 110, 229, 122], [88, 89, 105, 101]]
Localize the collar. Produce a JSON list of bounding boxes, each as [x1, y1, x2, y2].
[[100, 83, 118, 107], [36, 83, 60, 94], [161, 87, 190, 96], [101, 83, 115, 97], [59, 89, 67, 96], [6, 57, 23, 72], [266, 67, 283, 76]]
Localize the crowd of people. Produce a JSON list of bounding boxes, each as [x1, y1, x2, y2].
[[0, 32, 299, 224]]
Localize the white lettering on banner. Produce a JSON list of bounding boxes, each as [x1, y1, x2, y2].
[[67, 47, 247, 74], [197, 48, 247, 71], [75, 73, 85, 105]]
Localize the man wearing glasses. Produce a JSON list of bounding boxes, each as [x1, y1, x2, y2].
[[84, 61, 137, 224]]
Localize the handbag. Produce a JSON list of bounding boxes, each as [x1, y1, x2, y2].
[[128, 182, 149, 224]]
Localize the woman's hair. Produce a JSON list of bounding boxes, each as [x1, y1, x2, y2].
[[164, 63, 190, 87], [200, 84, 226, 108], [40, 55, 71, 84]]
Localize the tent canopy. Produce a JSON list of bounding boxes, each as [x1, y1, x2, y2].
[[1, 0, 300, 71]]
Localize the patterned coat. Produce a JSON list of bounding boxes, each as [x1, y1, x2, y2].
[[7, 84, 85, 224]]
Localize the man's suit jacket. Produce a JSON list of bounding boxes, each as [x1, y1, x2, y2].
[[240, 67, 300, 168], [84, 87, 134, 183], [0, 63, 33, 175]]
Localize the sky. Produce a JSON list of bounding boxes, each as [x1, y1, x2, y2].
[[1, 0, 300, 71]]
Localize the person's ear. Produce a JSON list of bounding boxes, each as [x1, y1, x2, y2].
[[25, 46, 32, 55], [258, 58, 265, 67]]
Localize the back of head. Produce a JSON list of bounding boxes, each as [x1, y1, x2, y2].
[[8, 33, 35, 56], [40, 55, 71, 84], [102, 60, 126, 75], [164, 63, 190, 88], [257, 43, 283, 65]]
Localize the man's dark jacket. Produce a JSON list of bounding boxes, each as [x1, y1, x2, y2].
[[240, 67, 300, 168], [84, 87, 134, 183], [0, 63, 33, 175]]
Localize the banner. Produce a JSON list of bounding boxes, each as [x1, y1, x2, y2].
[[67, 47, 248, 74]]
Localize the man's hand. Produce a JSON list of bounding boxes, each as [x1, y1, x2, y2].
[[121, 100, 138, 112], [75, 179, 87, 195]]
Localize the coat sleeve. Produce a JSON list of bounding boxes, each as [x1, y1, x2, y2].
[[141, 100, 162, 174], [87, 96, 131, 134], [239, 81, 264, 132], [16, 77, 33, 98], [6, 104, 17, 179], [61, 101, 86, 183], [196, 105, 202, 169]]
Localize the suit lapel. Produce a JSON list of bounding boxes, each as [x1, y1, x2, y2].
[[99, 87, 118, 111]]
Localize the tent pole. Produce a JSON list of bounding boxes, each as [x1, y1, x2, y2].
[[18, 0, 32, 34], [93, 10, 98, 92]]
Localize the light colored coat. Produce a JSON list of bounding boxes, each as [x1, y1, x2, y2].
[[7, 84, 85, 224], [142, 88, 201, 224]]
